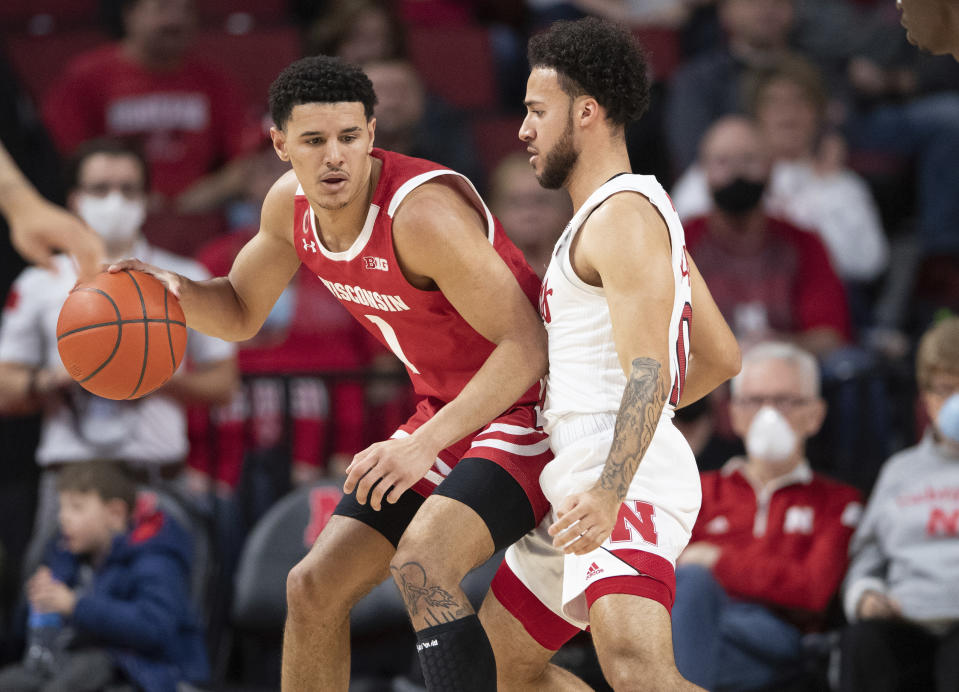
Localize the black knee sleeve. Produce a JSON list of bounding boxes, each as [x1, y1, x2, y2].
[[415, 614, 496, 692]]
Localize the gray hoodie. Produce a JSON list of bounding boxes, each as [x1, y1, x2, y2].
[[843, 432, 959, 627]]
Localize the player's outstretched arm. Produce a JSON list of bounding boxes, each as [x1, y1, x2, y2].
[[549, 194, 674, 555], [677, 251, 740, 407], [0, 141, 105, 281], [344, 180, 548, 510], [109, 171, 301, 342]]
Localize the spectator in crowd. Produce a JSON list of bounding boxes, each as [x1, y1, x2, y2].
[[672, 341, 862, 691], [672, 55, 889, 285], [841, 3, 959, 259], [681, 116, 851, 359], [306, 0, 407, 65], [0, 460, 209, 692], [0, 138, 237, 572], [362, 59, 485, 188], [840, 316, 959, 692], [665, 0, 797, 170], [41, 0, 260, 213], [487, 152, 571, 279]]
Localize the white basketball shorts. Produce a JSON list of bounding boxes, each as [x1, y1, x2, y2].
[[491, 412, 701, 649]]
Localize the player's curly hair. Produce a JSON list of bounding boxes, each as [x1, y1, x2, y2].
[[527, 17, 650, 127], [269, 56, 378, 129]]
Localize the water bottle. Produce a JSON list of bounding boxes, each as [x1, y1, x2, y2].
[[24, 608, 63, 676]]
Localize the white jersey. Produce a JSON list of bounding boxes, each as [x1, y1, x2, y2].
[[0, 240, 235, 466], [502, 174, 701, 629], [540, 173, 692, 432]]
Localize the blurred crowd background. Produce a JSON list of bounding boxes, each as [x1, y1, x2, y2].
[[0, 0, 957, 690]]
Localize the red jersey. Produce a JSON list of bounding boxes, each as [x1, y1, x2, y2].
[[294, 148, 543, 406], [41, 44, 259, 197], [694, 459, 862, 629]]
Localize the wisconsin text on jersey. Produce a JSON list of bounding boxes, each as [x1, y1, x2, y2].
[[318, 277, 411, 312]]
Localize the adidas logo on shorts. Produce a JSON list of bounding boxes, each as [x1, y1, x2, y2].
[[586, 562, 603, 580]]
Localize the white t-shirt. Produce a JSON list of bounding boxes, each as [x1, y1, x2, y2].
[[0, 240, 235, 466]]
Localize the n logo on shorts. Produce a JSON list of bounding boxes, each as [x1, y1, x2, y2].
[[609, 501, 658, 546]]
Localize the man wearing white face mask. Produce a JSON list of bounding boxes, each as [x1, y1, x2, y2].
[[0, 138, 238, 575], [670, 341, 862, 691]]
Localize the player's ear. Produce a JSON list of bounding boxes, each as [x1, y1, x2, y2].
[[576, 96, 600, 129], [270, 126, 290, 162], [367, 117, 376, 152]]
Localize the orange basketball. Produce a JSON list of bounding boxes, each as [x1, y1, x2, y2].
[[56, 270, 187, 400]]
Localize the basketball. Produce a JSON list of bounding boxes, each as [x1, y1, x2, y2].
[[56, 270, 187, 400]]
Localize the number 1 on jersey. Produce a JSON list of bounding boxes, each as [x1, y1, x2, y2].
[[364, 314, 421, 374]]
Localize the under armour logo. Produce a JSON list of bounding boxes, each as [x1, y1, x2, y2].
[[303, 238, 317, 253]]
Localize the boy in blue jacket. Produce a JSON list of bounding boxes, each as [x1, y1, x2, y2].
[[0, 461, 209, 692]]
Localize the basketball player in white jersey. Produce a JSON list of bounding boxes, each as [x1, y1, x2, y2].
[[479, 18, 742, 690]]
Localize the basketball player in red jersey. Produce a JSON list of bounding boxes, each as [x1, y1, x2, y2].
[[477, 19, 741, 690], [111, 56, 550, 691]]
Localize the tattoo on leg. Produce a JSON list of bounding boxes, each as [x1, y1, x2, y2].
[[391, 561, 472, 621]]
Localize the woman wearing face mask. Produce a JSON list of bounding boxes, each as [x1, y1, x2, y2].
[[670, 341, 863, 691], [0, 138, 238, 575], [841, 317, 959, 692]]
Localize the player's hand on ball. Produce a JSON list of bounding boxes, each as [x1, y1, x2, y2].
[[343, 434, 439, 511], [107, 258, 185, 299], [549, 488, 621, 555]]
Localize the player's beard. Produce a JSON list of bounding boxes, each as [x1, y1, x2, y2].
[[537, 112, 579, 190]]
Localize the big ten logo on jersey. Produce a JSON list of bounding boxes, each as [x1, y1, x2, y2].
[[610, 501, 658, 546], [539, 278, 553, 323], [303, 486, 343, 547], [363, 256, 389, 272]]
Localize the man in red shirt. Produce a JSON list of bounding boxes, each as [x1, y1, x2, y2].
[[682, 116, 851, 360], [41, 0, 259, 212], [672, 341, 862, 690]]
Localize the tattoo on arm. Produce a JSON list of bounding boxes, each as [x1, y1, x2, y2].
[[598, 357, 669, 501], [391, 561, 473, 626]]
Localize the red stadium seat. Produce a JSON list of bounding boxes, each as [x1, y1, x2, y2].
[[194, 0, 288, 30], [632, 26, 681, 83], [3, 30, 108, 104], [398, 0, 473, 27], [471, 114, 525, 179], [0, 0, 98, 34], [197, 27, 303, 114], [407, 25, 497, 112]]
